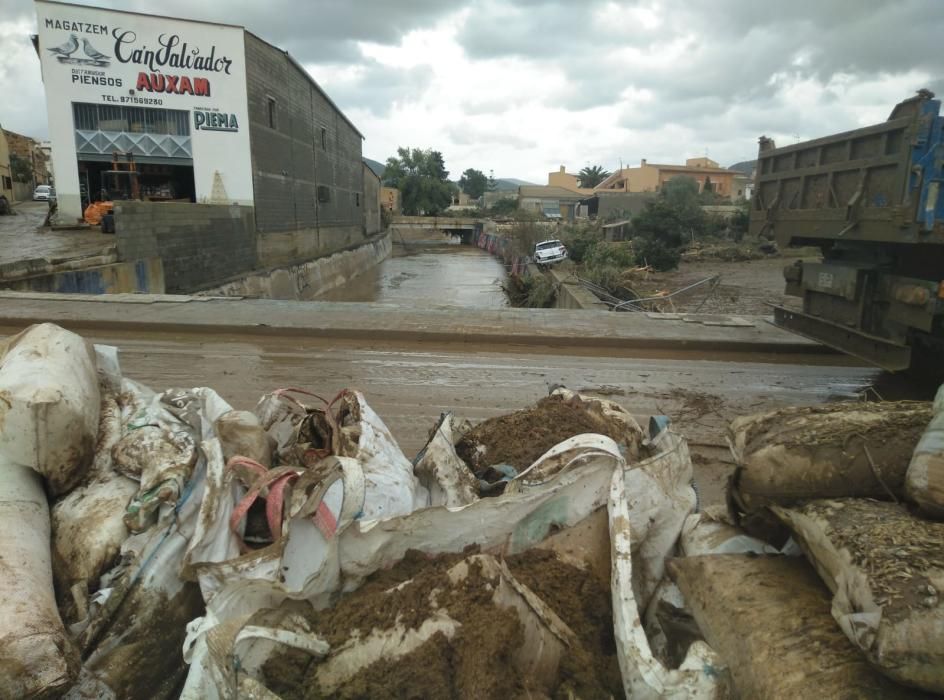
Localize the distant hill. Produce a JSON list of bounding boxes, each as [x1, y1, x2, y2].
[[727, 160, 755, 175], [364, 157, 386, 179]]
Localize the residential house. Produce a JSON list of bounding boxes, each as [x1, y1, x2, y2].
[[0, 127, 13, 202], [448, 190, 478, 210], [381, 186, 401, 214], [727, 160, 755, 201], [2, 129, 50, 188], [518, 185, 586, 220], [547, 165, 593, 195], [595, 157, 738, 198], [579, 191, 654, 221]]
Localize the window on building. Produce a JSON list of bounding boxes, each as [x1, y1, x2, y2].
[[317, 185, 331, 203], [71, 103, 190, 136], [267, 97, 277, 129], [355, 192, 360, 207], [320, 127, 327, 150], [2, 176, 11, 190]]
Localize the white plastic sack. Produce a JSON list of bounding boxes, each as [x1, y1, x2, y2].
[[680, 507, 782, 557], [608, 465, 731, 699], [906, 384, 944, 518], [181, 434, 627, 699], [413, 413, 479, 508], [65, 386, 235, 699], [0, 460, 79, 698], [0, 323, 100, 495]]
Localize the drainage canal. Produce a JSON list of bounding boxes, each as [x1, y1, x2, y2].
[[312, 244, 508, 308]]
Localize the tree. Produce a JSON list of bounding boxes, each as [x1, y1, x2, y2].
[[459, 168, 487, 199], [661, 176, 705, 233], [10, 155, 33, 183], [577, 165, 611, 188], [383, 147, 453, 216]]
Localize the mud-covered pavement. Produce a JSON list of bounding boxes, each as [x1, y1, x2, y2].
[[8, 324, 911, 507]]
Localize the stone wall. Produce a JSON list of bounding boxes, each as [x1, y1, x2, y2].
[[115, 202, 256, 293], [244, 33, 366, 267]]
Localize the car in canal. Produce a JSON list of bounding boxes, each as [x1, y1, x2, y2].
[[533, 239, 568, 266]]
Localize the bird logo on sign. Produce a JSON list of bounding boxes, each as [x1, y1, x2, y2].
[[47, 34, 79, 59], [47, 33, 110, 66], [81, 38, 110, 65]]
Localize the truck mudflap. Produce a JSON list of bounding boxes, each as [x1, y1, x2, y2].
[[772, 305, 912, 371]]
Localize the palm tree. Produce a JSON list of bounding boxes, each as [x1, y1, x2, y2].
[[577, 165, 611, 188]]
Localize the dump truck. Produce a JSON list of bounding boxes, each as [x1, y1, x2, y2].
[[750, 90, 943, 372]]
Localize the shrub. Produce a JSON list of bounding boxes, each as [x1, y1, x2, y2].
[[634, 237, 682, 271]]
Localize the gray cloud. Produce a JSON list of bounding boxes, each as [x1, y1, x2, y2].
[[1, 0, 941, 180]]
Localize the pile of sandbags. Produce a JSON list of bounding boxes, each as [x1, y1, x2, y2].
[[667, 396, 944, 698], [727, 401, 932, 541], [0, 322, 724, 698]]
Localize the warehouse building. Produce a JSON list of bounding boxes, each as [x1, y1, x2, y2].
[[35, 0, 375, 283]]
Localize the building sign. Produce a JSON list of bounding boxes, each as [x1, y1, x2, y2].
[[36, 0, 254, 218]]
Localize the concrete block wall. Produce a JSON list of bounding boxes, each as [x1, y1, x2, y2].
[[115, 201, 256, 293], [245, 33, 366, 267]]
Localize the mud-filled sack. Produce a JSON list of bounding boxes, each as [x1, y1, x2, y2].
[[680, 506, 782, 557], [262, 552, 604, 699], [906, 384, 944, 518], [669, 554, 925, 699], [455, 389, 642, 488], [727, 401, 931, 539], [773, 499, 944, 693], [0, 322, 100, 494], [413, 413, 479, 508], [0, 460, 80, 698]]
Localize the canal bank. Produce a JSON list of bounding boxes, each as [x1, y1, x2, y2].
[[199, 232, 392, 301]]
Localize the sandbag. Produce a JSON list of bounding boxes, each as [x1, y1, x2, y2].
[[669, 554, 927, 699], [773, 499, 944, 693], [455, 389, 643, 480], [0, 460, 79, 698], [727, 401, 931, 539], [215, 410, 273, 469], [906, 384, 944, 518], [608, 467, 731, 699], [64, 385, 235, 699], [680, 506, 781, 557], [413, 413, 479, 508], [52, 394, 132, 602], [291, 553, 576, 698], [0, 323, 100, 495]]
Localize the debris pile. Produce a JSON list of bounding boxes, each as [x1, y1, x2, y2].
[[1, 322, 942, 698]]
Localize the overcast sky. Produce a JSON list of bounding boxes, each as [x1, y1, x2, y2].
[[2, 0, 942, 182]]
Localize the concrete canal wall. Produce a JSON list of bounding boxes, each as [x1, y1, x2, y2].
[[200, 232, 391, 300]]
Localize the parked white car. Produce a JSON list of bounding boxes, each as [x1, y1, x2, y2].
[[32, 185, 56, 201], [533, 239, 568, 266]]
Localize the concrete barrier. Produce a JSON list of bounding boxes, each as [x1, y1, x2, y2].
[[201, 232, 391, 300], [546, 268, 610, 310], [0, 258, 165, 294]]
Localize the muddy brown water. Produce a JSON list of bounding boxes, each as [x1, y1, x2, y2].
[[312, 244, 509, 308]]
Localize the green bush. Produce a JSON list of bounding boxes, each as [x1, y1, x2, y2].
[[634, 237, 682, 271]]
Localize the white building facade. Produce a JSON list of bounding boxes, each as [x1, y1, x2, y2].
[[35, 0, 254, 220]]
